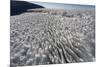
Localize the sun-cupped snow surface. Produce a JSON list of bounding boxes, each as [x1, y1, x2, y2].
[[10, 8, 95, 67]]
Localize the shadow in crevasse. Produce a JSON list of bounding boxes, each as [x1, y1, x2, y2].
[[10, 1, 44, 16]]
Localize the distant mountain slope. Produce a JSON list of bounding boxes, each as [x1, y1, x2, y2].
[[11, 1, 44, 16]]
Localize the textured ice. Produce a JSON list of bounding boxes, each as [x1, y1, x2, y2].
[[10, 8, 95, 67]]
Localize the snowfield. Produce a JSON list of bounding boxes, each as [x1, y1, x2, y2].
[[10, 8, 95, 67]]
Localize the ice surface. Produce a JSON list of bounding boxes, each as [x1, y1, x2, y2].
[[10, 8, 95, 67]]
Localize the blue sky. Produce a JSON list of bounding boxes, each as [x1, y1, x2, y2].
[[12, 0, 95, 9], [17, 0, 95, 5]]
